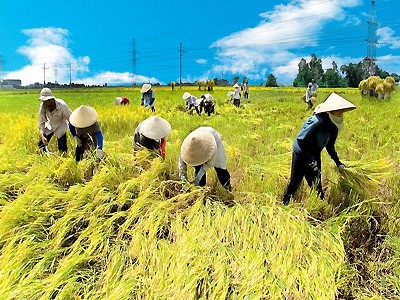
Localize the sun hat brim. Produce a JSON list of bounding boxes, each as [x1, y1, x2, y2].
[[314, 93, 356, 114], [140, 116, 171, 140], [69, 105, 98, 128], [181, 129, 217, 166], [182, 92, 191, 100], [140, 84, 152, 93]]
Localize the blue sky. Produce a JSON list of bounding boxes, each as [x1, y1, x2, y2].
[[1, 0, 399, 86]]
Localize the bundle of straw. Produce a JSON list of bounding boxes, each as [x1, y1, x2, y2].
[[336, 158, 393, 198]]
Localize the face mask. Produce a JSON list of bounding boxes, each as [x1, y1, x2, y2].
[[328, 112, 344, 132]]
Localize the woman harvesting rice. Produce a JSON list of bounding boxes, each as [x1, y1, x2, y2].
[[282, 93, 356, 205]]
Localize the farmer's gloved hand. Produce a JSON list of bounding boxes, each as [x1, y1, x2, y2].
[[309, 161, 319, 172], [96, 149, 103, 159], [337, 163, 345, 170], [180, 176, 189, 192], [73, 136, 82, 147]]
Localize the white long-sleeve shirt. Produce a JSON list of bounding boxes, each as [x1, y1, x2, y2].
[[178, 126, 227, 181], [38, 99, 72, 138]]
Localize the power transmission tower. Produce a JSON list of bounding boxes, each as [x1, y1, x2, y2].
[[68, 63, 74, 86], [42, 63, 49, 87], [179, 42, 187, 89], [131, 38, 137, 86], [53, 64, 58, 85], [365, 0, 378, 76]]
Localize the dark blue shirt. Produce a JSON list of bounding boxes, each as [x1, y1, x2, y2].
[[292, 112, 341, 165]]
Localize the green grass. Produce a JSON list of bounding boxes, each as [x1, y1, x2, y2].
[[0, 86, 399, 299]]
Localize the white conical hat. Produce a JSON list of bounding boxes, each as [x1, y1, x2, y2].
[[114, 97, 122, 105], [69, 105, 98, 128], [182, 92, 191, 100], [313, 93, 356, 114], [140, 83, 152, 93], [181, 129, 217, 166], [140, 116, 171, 140], [233, 83, 240, 88]]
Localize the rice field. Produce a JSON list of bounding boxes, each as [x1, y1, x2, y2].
[[0, 86, 399, 299]]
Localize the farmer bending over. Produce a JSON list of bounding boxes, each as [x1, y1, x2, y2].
[[282, 93, 356, 205]]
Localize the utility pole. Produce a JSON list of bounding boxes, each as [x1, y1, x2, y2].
[[178, 42, 187, 89], [131, 38, 137, 86], [42, 63, 49, 87]]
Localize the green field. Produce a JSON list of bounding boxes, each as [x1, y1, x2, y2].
[[0, 86, 399, 299]]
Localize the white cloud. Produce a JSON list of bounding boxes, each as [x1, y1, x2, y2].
[[4, 27, 160, 86], [377, 27, 400, 49], [210, 0, 363, 84], [196, 59, 207, 64], [80, 72, 160, 86]]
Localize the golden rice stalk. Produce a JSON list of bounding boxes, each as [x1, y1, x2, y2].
[[336, 158, 394, 198]]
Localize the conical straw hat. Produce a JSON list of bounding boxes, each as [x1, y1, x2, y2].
[[313, 93, 356, 114], [114, 97, 122, 105], [140, 116, 171, 140], [182, 92, 191, 100], [181, 129, 216, 166], [233, 83, 240, 88], [140, 83, 152, 93], [69, 105, 98, 128]]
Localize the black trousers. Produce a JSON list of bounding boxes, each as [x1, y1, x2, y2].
[[38, 132, 67, 152], [194, 166, 232, 191], [283, 152, 323, 204], [233, 98, 240, 107]]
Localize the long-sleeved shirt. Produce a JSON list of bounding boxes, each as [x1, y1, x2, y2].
[[186, 95, 198, 107], [141, 90, 155, 107], [233, 88, 241, 100], [178, 126, 227, 181], [292, 112, 341, 166], [305, 87, 312, 103], [38, 99, 72, 138], [76, 122, 103, 150]]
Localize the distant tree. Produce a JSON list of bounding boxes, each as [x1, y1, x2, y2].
[[309, 54, 324, 82], [293, 58, 311, 87], [232, 76, 240, 85], [375, 67, 390, 79], [340, 62, 365, 88], [390, 73, 400, 82], [322, 69, 347, 88], [265, 74, 278, 87]]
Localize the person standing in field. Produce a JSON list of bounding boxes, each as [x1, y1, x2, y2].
[[305, 82, 314, 110], [69, 105, 104, 162], [134, 116, 171, 160], [310, 78, 319, 95], [232, 83, 241, 107], [282, 93, 356, 205], [37, 87, 76, 154], [140, 84, 156, 112], [179, 126, 232, 191], [242, 81, 249, 99], [182, 92, 201, 115]]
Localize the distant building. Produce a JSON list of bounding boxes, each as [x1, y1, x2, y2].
[[0, 79, 22, 88]]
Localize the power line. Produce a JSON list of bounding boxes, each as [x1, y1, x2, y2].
[[131, 38, 137, 86], [179, 42, 187, 88]]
